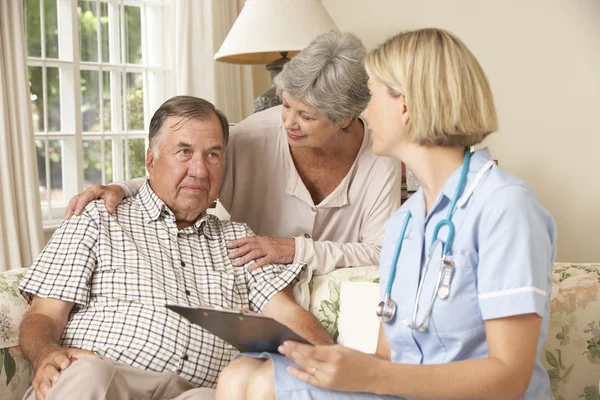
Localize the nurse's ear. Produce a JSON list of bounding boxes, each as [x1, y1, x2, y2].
[[399, 93, 410, 126]]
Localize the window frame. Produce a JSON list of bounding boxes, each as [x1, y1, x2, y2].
[[25, 0, 173, 229]]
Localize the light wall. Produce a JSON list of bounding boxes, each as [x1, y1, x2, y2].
[[253, 0, 600, 262]]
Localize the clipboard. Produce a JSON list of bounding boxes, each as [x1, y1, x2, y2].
[[166, 304, 311, 353]]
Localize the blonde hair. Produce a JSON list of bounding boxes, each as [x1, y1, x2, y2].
[[365, 28, 498, 147]]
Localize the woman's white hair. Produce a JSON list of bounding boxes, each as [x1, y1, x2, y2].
[[275, 30, 370, 129]]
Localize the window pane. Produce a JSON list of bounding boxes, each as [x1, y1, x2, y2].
[[47, 67, 61, 131], [44, 0, 59, 58], [126, 72, 144, 130], [24, 0, 42, 57], [100, 2, 110, 63], [36, 139, 48, 205], [103, 71, 111, 131], [83, 139, 102, 187], [125, 6, 142, 64], [78, 0, 99, 62], [81, 70, 100, 131], [49, 140, 63, 204], [28, 66, 44, 132], [128, 138, 146, 178], [105, 140, 113, 184]]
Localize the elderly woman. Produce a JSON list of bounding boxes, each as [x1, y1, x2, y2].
[[66, 31, 401, 275], [216, 28, 556, 400]]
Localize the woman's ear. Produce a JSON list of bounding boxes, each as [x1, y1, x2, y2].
[[339, 116, 355, 131], [400, 94, 410, 126]]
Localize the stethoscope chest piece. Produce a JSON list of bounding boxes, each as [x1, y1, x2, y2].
[[376, 293, 396, 323]]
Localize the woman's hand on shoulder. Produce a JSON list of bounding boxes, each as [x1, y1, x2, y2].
[[277, 341, 381, 393], [65, 184, 126, 218], [227, 236, 295, 270]]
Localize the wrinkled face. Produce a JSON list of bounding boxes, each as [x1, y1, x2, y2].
[[365, 77, 408, 157], [281, 92, 342, 149], [146, 115, 224, 221]]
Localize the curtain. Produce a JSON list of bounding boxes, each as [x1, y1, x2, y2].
[[174, 0, 254, 123], [0, 2, 44, 271]]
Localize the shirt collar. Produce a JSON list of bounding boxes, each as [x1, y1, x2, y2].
[[405, 147, 494, 222], [283, 116, 370, 208], [137, 180, 209, 231], [441, 147, 493, 201]]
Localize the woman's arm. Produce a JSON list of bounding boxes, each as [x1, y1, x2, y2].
[[374, 323, 390, 360], [65, 177, 146, 217], [372, 314, 542, 400], [293, 240, 382, 275], [279, 313, 541, 400]]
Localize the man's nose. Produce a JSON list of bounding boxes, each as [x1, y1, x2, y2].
[[188, 156, 209, 178]]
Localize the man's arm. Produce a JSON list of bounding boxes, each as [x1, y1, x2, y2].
[[261, 286, 333, 345], [20, 297, 98, 399]]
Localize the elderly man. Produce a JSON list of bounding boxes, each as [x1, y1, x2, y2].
[[19, 96, 332, 400]]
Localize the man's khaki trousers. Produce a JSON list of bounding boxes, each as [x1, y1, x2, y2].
[[23, 357, 216, 400]]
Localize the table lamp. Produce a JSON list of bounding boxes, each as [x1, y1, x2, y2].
[[214, 0, 338, 112]]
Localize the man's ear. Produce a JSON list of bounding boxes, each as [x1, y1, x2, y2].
[[146, 147, 154, 172]]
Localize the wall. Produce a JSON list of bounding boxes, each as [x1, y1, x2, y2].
[[252, 0, 600, 261], [289, 0, 599, 262]]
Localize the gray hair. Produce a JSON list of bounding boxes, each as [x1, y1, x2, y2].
[[149, 96, 229, 158], [274, 31, 370, 129]]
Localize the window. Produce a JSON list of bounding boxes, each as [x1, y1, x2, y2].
[[24, 0, 173, 226]]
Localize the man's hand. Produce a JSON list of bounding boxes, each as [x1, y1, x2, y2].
[[227, 236, 295, 270], [32, 346, 98, 400], [65, 184, 126, 218]]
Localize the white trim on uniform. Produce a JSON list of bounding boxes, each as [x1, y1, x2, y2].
[[478, 286, 547, 300]]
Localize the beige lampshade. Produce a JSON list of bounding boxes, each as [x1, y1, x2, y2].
[[215, 0, 339, 65]]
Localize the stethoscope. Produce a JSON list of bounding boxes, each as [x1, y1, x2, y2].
[[376, 149, 495, 331]]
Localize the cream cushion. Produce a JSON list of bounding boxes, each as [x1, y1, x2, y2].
[[337, 281, 380, 354]]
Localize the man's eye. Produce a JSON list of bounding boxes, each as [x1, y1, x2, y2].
[[301, 115, 312, 121], [178, 149, 191, 155]]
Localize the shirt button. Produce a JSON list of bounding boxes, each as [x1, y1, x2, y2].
[[185, 290, 191, 295], [304, 233, 310, 238], [180, 261, 186, 267], [182, 355, 189, 361], [311, 207, 316, 212]]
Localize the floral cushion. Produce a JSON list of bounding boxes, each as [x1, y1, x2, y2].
[[0, 269, 32, 400], [544, 263, 600, 400]]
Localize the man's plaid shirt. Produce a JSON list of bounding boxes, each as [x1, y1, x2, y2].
[[19, 181, 305, 387]]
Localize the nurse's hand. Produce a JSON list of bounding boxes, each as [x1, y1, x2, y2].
[[227, 236, 295, 270], [277, 341, 380, 393]]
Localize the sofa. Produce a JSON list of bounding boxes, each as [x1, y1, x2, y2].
[[1, 263, 599, 400]]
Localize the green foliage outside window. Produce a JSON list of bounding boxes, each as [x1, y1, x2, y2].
[[25, 0, 147, 189]]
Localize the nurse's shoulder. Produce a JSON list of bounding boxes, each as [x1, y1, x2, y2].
[[474, 165, 556, 244]]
